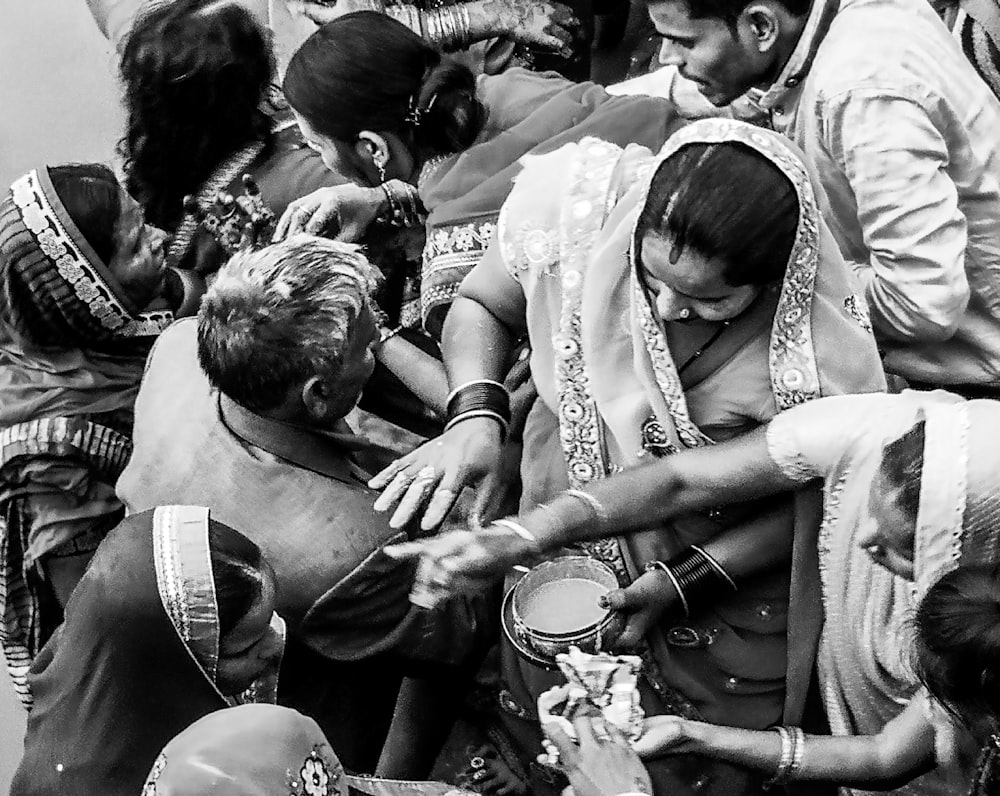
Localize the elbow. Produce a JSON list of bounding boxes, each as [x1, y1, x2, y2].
[[872, 287, 969, 344]]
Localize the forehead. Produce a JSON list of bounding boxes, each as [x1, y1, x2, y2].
[[641, 232, 733, 296], [648, 0, 717, 36]]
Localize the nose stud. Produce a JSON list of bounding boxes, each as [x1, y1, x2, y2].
[[678, 308, 692, 320], [866, 544, 885, 559]]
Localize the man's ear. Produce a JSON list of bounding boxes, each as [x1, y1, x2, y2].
[[301, 375, 329, 421], [742, 4, 782, 52]]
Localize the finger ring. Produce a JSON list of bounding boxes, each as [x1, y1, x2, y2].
[[470, 756, 485, 770], [415, 465, 437, 481], [472, 769, 487, 783], [866, 544, 885, 558]]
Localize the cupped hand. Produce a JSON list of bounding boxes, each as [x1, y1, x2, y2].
[[503, 0, 581, 54], [273, 184, 384, 242], [632, 715, 690, 759], [598, 568, 677, 650], [287, 0, 385, 25], [369, 418, 503, 531], [541, 717, 652, 796]]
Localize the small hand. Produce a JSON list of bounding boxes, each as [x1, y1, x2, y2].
[[541, 716, 652, 796], [631, 716, 689, 760], [287, 0, 385, 25], [502, 0, 581, 56], [273, 184, 384, 242], [598, 568, 677, 650]]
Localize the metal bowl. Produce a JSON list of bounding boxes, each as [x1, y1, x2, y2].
[[511, 556, 618, 660]]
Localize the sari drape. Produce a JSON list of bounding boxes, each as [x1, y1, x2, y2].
[[417, 68, 686, 337], [764, 389, 1000, 795], [489, 119, 886, 794], [0, 166, 171, 706], [9, 505, 282, 796]]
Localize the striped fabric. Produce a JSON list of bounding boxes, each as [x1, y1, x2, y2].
[[0, 416, 132, 709], [956, 0, 1000, 98]]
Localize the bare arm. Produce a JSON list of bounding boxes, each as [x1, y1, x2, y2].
[[375, 335, 448, 416], [638, 699, 935, 790]]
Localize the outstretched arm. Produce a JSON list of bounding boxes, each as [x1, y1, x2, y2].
[[636, 698, 935, 791]]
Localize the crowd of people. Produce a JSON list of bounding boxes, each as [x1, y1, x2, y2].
[[2, 0, 1000, 793]]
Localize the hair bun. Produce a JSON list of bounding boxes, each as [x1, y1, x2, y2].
[[412, 59, 484, 154]]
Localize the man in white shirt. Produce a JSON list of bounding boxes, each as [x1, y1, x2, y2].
[[635, 0, 1000, 395]]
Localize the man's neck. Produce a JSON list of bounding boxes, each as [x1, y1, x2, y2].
[[754, 17, 809, 91]]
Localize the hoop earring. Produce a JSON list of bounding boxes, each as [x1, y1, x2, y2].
[[375, 158, 387, 184]]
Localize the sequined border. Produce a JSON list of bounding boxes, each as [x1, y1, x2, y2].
[[10, 170, 174, 338]]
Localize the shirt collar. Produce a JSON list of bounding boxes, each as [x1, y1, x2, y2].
[[755, 0, 841, 111], [218, 393, 371, 485]]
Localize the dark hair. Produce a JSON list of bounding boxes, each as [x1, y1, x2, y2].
[[656, 0, 810, 27], [914, 564, 1000, 738], [119, 0, 273, 231], [49, 163, 122, 266], [209, 518, 265, 638], [283, 12, 485, 157], [636, 142, 799, 287], [879, 419, 925, 526]]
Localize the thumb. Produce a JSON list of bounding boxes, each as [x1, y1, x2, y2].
[[600, 585, 644, 611]]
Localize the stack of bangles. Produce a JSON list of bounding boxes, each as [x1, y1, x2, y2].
[[380, 180, 424, 228], [644, 545, 737, 618], [444, 379, 511, 440], [765, 726, 805, 788]]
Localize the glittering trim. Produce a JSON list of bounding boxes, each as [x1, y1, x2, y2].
[[631, 119, 825, 412], [152, 505, 220, 681], [632, 274, 713, 451], [550, 140, 632, 582], [10, 170, 174, 338], [421, 219, 497, 324]]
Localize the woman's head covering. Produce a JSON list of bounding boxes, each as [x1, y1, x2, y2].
[[142, 704, 345, 796], [0, 166, 173, 347], [143, 703, 474, 796], [871, 399, 1000, 599], [500, 118, 885, 472], [9, 506, 282, 796]]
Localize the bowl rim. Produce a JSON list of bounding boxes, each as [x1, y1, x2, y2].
[[511, 555, 615, 640]]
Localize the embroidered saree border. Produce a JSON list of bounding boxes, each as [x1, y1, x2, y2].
[[10, 170, 174, 338]]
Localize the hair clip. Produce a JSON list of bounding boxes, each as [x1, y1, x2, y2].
[[404, 95, 424, 128]]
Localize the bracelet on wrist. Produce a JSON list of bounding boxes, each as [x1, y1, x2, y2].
[[376, 324, 404, 348], [764, 726, 803, 789], [443, 409, 509, 441], [446, 380, 511, 429], [561, 488, 609, 533], [644, 545, 738, 618]]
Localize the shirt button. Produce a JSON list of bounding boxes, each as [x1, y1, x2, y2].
[[786, 77, 799, 87], [774, 106, 784, 116], [725, 676, 740, 691]]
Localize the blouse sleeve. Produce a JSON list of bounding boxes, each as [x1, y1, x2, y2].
[[765, 393, 898, 483]]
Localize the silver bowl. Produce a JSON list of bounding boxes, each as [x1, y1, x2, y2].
[[511, 556, 618, 660]]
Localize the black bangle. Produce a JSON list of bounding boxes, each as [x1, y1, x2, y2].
[[446, 380, 511, 425], [645, 546, 737, 618]]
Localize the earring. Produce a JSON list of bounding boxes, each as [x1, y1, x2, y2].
[[375, 157, 387, 184]]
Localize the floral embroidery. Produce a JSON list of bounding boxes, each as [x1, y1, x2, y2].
[[300, 749, 332, 795], [421, 218, 497, 323], [10, 170, 174, 339]]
